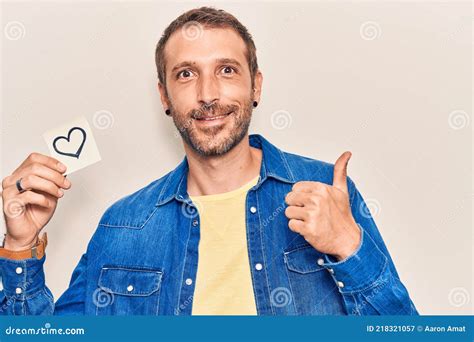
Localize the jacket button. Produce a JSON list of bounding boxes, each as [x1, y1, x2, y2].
[[250, 206, 257, 214], [15, 267, 23, 274], [192, 220, 198, 227], [328, 268, 334, 274], [127, 285, 134, 292], [337, 281, 345, 288], [317, 258, 324, 266], [15, 287, 22, 294], [185, 278, 193, 286], [255, 263, 263, 271]]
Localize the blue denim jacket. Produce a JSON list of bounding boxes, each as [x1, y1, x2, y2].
[[0, 134, 418, 315]]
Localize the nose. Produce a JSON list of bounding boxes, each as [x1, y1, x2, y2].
[[197, 73, 219, 106]]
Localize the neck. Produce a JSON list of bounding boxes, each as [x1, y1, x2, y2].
[[185, 135, 262, 196]]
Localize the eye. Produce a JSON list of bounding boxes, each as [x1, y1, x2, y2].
[[221, 66, 236, 75], [177, 69, 194, 79]]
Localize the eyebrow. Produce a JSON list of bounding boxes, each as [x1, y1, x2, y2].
[[170, 58, 243, 74]]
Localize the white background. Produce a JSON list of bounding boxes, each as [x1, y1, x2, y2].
[[1, 0, 472, 314]]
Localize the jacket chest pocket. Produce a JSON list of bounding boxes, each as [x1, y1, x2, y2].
[[95, 266, 163, 315], [284, 245, 346, 315]]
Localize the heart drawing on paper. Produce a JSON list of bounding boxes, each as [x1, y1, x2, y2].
[[53, 126, 87, 159]]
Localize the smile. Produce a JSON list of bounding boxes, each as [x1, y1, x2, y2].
[[195, 111, 234, 121]]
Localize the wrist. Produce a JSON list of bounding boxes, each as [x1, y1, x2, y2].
[[0, 233, 47, 260], [333, 222, 361, 261], [3, 234, 39, 251]]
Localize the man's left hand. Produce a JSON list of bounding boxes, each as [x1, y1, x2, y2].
[[284, 151, 361, 261]]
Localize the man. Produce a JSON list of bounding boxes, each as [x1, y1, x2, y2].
[[0, 7, 417, 315]]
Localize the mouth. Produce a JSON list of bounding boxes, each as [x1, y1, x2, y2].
[[194, 111, 234, 121]]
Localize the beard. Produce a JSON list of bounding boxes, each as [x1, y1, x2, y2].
[[169, 96, 253, 157]]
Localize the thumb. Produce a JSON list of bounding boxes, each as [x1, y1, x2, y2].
[[332, 151, 352, 193]]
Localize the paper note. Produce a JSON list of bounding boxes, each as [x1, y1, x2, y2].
[[42, 116, 101, 175]]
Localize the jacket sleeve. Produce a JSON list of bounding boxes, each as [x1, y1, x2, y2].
[[320, 177, 418, 315], [0, 252, 88, 315]]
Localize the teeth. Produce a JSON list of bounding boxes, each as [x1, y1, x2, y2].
[[197, 112, 232, 121], [203, 115, 224, 121]]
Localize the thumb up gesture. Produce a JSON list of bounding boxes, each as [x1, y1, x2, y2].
[[284, 152, 361, 261]]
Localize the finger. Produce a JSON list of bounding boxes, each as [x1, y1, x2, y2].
[[6, 191, 52, 212], [14, 152, 66, 175], [333, 151, 351, 193], [291, 181, 314, 193], [7, 163, 70, 190], [285, 191, 316, 207], [292, 181, 330, 194], [5, 174, 64, 199], [288, 218, 305, 234], [284, 205, 308, 221]]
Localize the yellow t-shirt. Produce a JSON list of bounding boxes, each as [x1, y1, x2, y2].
[[189, 175, 260, 315]]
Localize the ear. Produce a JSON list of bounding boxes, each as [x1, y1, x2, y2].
[[252, 70, 263, 104], [157, 82, 170, 110]]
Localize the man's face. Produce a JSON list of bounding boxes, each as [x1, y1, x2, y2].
[[159, 26, 261, 156]]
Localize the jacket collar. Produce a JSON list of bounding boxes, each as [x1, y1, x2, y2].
[[155, 134, 295, 206]]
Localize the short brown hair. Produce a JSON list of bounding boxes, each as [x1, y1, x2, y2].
[[155, 6, 258, 88]]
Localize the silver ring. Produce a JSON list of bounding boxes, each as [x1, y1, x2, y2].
[[16, 178, 26, 193]]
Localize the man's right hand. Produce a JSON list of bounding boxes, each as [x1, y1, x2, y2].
[[1, 153, 71, 251]]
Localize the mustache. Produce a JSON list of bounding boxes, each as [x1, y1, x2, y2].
[[189, 103, 240, 119]]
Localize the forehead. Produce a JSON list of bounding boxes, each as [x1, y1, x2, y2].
[[164, 26, 248, 70]]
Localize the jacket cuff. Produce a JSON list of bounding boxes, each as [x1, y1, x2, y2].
[[321, 224, 388, 293], [0, 254, 46, 298]]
